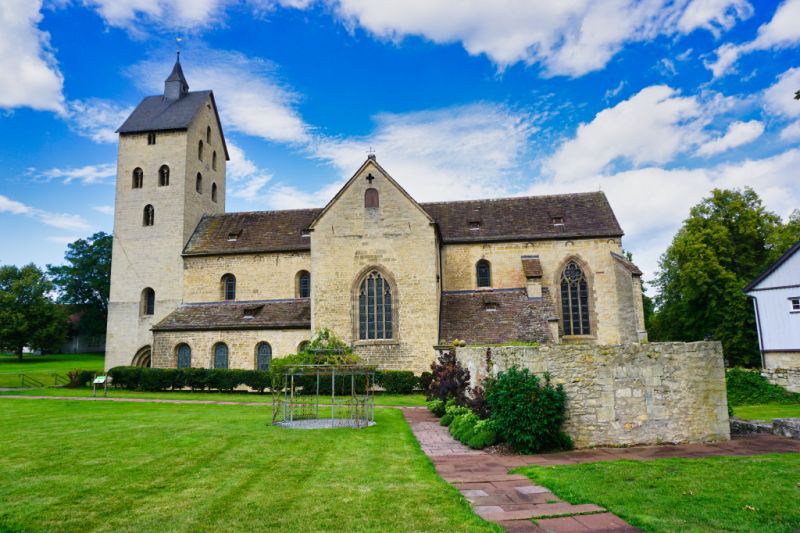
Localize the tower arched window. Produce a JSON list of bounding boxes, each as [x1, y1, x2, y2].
[[213, 343, 228, 369], [132, 168, 143, 189], [206, 126, 211, 143], [159, 165, 169, 187], [196, 173, 202, 193], [143, 204, 154, 226], [476, 259, 491, 288], [256, 342, 272, 371], [297, 270, 310, 298], [211, 182, 218, 203], [141, 288, 155, 316], [365, 188, 379, 208], [221, 273, 236, 301], [212, 151, 217, 170], [198, 140, 204, 161], [560, 260, 591, 336], [358, 270, 394, 340], [176, 344, 191, 368]]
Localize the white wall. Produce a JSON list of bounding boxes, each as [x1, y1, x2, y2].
[[749, 249, 800, 352]]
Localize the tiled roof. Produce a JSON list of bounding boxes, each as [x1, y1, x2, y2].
[[521, 255, 543, 278], [117, 91, 211, 134], [440, 288, 555, 345], [183, 209, 321, 256], [611, 252, 643, 276], [421, 192, 623, 243], [183, 192, 623, 256], [152, 299, 310, 331]]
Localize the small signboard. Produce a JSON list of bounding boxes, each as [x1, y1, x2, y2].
[[93, 376, 108, 384]]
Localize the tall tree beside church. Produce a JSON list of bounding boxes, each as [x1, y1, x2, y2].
[[652, 188, 800, 367], [0, 264, 68, 359], [48, 232, 112, 337]]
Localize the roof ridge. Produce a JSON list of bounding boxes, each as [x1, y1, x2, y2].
[[180, 298, 307, 307], [203, 207, 323, 217], [419, 190, 606, 207]]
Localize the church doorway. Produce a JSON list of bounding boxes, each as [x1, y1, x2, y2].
[[132, 346, 152, 368]]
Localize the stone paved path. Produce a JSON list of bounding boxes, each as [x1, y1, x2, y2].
[[402, 407, 800, 532]]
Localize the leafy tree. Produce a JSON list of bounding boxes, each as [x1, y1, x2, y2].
[[652, 188, 800, 366], [0, 264, 68, 360], [48, 232, 112, 337]]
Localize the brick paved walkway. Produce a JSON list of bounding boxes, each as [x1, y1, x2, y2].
[[402, 407, 800, 532]]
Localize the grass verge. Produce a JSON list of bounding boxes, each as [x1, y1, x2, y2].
[[0, 399, 496, 532], [0, 353, 104, 387], [517, 454, 800, 533], [733, 403, 800, 420]]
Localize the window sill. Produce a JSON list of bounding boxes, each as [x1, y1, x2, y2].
[[353, 339, 399, 347]]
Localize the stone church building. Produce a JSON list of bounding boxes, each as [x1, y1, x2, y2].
[[105, 59, 648, 373]]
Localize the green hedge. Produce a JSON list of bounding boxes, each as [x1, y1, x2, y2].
[[375, 370, 418, 394], [108, 366, 271, 393], [726, 367, 800, 406]]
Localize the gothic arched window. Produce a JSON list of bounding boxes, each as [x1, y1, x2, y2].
[[143, 204, 154, 226], [365, 188, 379, 208], [256, 342, 272, 371], [212, 151, 217, 171], [297, 270, 310, 298], [560, 261, 591, 336], [159, 165, 169, 187], [213, 343, 228, 369], [132, 168, 143, 189], [141, 288, 155, 316], [198, 140, 204, 161], [221, 274, 236, 301], [176, 344, 191, 368], [211, 182, 218, 203], [358, 270, 393, 340], [476, 259, 491, 288], [196, 172, 202, 193]]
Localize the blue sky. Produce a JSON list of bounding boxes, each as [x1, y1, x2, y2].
[[1, 0, 800, 289]]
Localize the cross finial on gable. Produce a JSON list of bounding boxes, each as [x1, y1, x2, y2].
[[366, 173, 375, 184], [366, 146, 376, 160]]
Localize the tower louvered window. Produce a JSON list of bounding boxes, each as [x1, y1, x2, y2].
[[560, 261, 590, 335], [177, 344, 191, 368], [358, 271, 393, 340], [214, 343, 228, 369]]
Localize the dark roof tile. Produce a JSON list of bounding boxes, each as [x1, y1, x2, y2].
[[117, 91, 211, 134], [521, 255, 543, 278], [152, 299, 310, 331]]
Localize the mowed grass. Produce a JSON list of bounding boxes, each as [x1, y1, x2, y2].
[[0, 353, 104, 387], [0, 399, 494, 533], [517, 454, 800, 533], [0, 387, 428, 406], [734, 403, 800, 420]]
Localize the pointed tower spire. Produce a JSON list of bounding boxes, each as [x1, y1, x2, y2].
[[164, 47, 189, 100]]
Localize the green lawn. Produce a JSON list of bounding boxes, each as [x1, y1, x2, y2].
[[0, 399, 496, 533], [733, 403, 800, 420], [0, 387, 427, 406], [0, 353, 104, 387], [517, 454, 800, 533]]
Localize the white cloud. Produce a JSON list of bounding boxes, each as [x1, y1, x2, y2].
[[545, 85, 707, 180], [67, 99, 133, 143], [696, 119, 763, 156], [707, 0, 800, 77], [225, 141, 275, 202], [780, 120, 800, 140], [0, 194, 91, 232], [0, 0, 64, 113], [36, 163, 117, 185], [92, 205, 115, 215], [83, 0, 225, 31], [310, 102, 536, 202], [322, 0, 750, 76], [46, 235, 80, 245], [763, 67, 800, 119], [130, 49, 310, 144]]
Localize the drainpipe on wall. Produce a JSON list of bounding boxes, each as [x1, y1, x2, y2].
[[751, 296, 766, 369]]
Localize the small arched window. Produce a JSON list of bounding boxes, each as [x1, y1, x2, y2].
[[298, 340, 309, 353], [297, 270, 310, 298], [476, 259, 491, 288], [213, 343, 228, 369], [256, 342, 272, 371], [221, 274, 236, 301], [365, 188, 379, 208], [143, 204, 154, 226], [196, 172, 203, 193], [358, 270, 393, 340], [560, 260, 591, 336], [198, 140, 204, 161], [132, 168, 143, 189], [211, 183, 218, 203], [176, 344, 191, 369], [212, 151, 217, 170], [159, 165, 169, 187], [141, 288, 155, 316], [206, 126, 211, 143]]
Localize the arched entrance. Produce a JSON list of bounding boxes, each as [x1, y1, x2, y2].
[[132, 346, 152, 368]]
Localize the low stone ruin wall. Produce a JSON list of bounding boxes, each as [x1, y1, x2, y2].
[[455, 342, 730, 448], [762, 367, 800, 393]]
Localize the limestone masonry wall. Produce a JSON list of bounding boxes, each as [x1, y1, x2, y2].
[[455, 341, 730, 448], [762, 367, 800, 393]]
